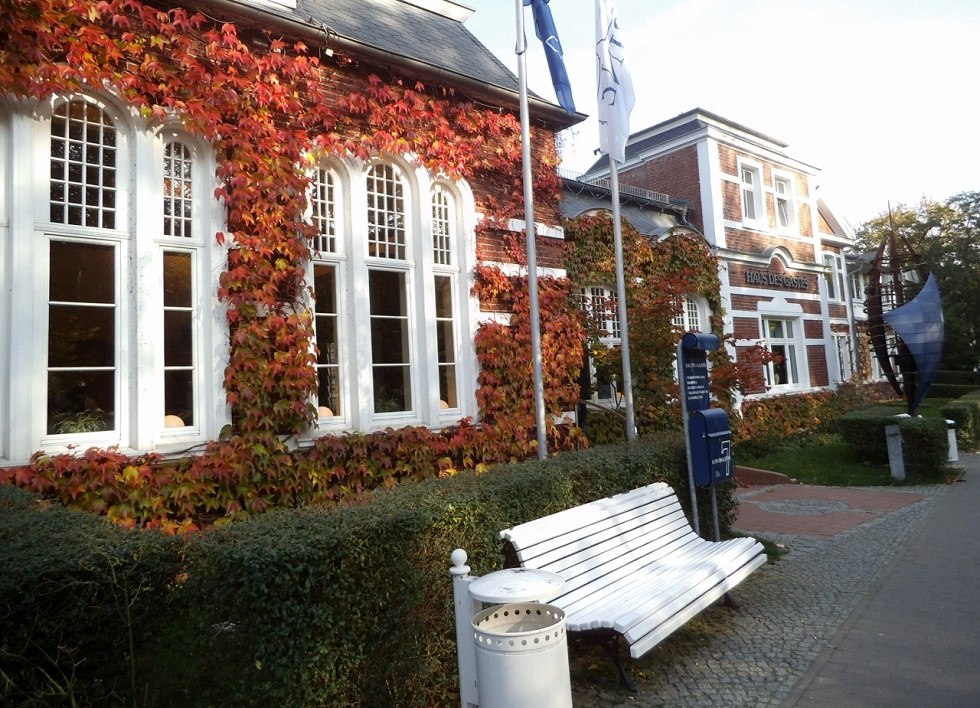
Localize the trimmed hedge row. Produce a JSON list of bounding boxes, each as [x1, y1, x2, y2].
[[929, 383, 980, 399], [935, 370, 980, 386], [941, 390, 980, 451], [836, 411, 953, 480], [1, 434, 731, 707]]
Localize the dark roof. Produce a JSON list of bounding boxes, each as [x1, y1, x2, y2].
[[209, 0, 582, 127], [561, 175, 700, 238], [305, 0, 517, 93]]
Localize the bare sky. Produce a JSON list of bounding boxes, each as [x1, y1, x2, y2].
[[463, 0, 980, 227]]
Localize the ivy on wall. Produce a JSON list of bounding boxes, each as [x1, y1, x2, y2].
[[0, 0, 586, 529], [564, 212, 747, 431], [471, 266, 587, 455]]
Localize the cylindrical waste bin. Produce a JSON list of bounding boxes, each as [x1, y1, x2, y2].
[[472, 602, 572, 708]]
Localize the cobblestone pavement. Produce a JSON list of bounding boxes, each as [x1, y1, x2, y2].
[[567, 482, 949, 707]]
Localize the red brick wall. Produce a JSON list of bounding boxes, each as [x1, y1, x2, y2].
[[620, 145, 703, 232], [724, 231, 816, 262], [808, 344, 829, 387], [804, 319, 824, 339], [733, 317, 761, 340]]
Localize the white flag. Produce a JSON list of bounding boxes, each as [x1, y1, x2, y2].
[[595, 0, 635, 163]]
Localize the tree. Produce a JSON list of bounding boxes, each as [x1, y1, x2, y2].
[[855, 193, 980, 371]]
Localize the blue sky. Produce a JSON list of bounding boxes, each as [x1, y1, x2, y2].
[[463, 0, 980, 227]]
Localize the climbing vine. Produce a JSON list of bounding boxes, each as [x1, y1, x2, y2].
[[564, 212, 746, 432], [0, 0, 585, 528], [471, 267, 587, 455], [0, 0, 552, 434]]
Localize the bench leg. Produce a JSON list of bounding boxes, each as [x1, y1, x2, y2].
[[722, 591, 740, 609], [587, 629, 638, 693]]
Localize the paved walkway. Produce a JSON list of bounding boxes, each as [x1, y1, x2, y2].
[[570, 454, 980, 707]]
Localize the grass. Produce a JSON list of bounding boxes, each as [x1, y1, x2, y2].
[[739, 434, 894, 486], [738, 397, 959, 487]]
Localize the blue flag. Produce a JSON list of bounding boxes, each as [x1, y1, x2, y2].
[[524, 0, 576, 114]]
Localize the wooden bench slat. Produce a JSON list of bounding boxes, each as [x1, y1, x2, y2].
[[552, 544, 705, 623], [510, 496, 682, 565], [610, 542, 764, 631], [524, 516, 691, 576], [626, 552, 767, 658], [501, 483, 674, 548], [498, 482, 767, 663], [540, 527, 700, 603], [558, 539, 761, 629]]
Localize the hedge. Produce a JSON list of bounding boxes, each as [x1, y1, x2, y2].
[[1, 433, 733, 707], [836, 411, 953, 480], [941, 390, 980, 451]]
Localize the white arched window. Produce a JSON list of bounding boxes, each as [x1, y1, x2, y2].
[[671, 294, 704, 332], [431, 183, 460, 411], [307, 158, 473, 434], [0, 93, 224, 464], [311, 164, 346, 422]]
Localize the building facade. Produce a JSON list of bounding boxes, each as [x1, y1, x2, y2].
[[583, 108, 863, 403], [0, 0, 579, 466]]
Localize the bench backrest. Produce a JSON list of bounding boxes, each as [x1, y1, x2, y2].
[[500, 483, 703, 599]]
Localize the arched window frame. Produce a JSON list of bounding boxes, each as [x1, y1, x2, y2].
[[0, 92, 225, 464], [309, 159, 351, 429], [304, 154, 477, 438]]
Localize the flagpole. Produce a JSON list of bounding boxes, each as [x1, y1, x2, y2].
[[515, 0, 549, 460], [608, 154, 636, 442]]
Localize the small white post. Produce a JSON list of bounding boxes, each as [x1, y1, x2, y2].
[[946, 419, 959, 462], [885, 425, 905, 482], [451, 549, 480, 708]]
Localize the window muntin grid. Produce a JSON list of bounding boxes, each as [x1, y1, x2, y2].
[[774, 176, 793, 229], [763, 317, 800, 387], [740, 165, 760, 222], [50, 100, 116, 229], [163, 141, 192, 238], [366, 164, 406, 260], [434, 274, 457, 408], [162, 251, 194, 427], [579, 286, 620, 339], [431, 185, 453, 266], [47, 240, 117, 434], [313, 263, 342, 417], [369, 269, 412, 413], [672, 295, 701, 332], [312, 167, 337, 254]]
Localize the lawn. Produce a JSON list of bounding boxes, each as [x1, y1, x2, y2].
[[738, 434, 894, 486], [737, 398, 956, 487]]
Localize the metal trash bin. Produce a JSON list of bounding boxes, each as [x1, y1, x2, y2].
[[472, 602, 572, 708]]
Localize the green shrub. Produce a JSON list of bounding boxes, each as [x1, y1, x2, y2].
[[734, 383, 881, 457], [929, 383, 980, 399], [0, 434, 731, 707], [942, 392, 980, 451], [935, 369, 979, 385], [0, 486, 182, 706], [898, 417, 951, 479], [837, 411, 952, 481]]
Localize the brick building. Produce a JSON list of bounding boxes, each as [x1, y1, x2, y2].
[[581, 108, 862, 402], [0, 0, 580, 466]]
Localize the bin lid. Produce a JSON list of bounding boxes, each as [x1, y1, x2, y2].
[[468, 568, 565, 604]]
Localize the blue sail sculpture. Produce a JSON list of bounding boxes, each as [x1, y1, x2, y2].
[[881, 273, 944, 413]]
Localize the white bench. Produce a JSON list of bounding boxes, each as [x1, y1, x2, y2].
[[499, 482, 766, 687]]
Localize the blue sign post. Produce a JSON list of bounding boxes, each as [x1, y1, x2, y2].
[[678, 333, 732, 541]]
